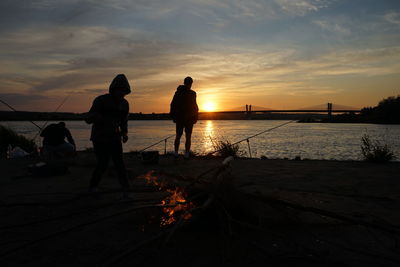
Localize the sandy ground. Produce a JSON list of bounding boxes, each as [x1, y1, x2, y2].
[[1, 152, 400, 266]]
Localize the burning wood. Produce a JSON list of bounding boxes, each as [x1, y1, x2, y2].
[[140, 157, 234, 227], [141, 170, 195, 226]]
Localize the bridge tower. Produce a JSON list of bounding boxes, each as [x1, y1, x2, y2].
[[327, 103, 333, 117], [245, 104, 252, 119]]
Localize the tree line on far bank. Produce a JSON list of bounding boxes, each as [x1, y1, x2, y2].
[[324, 95, 400, 124], [1, 95, 399, 124]]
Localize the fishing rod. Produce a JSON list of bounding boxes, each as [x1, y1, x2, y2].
[[208, 120, 295, 155], [32, 93, 72, 140], [0, 99, 42, 130], [139, 134, 176, 153]]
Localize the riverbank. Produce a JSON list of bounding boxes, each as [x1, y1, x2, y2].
[[3, 120, 400, 162], [1, 152, 400, 266], [0, 110, 329, 121]]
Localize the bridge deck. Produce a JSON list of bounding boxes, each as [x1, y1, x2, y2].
[[201, 110, 361, 114]]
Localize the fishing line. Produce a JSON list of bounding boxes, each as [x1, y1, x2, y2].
[[32, 93, 72, 141], [139, 134, 176, 152], [0, 99, 42, 130], [209, 120, 295, 155]]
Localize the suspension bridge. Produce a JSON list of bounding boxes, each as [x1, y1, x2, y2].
[[215, 103, 361, 115]]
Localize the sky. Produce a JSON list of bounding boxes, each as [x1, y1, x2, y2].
[[0, 0, 399, 113]]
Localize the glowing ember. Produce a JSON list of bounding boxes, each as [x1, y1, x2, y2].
[[141, 171, 194, 226]]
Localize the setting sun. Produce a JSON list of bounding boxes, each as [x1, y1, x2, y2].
[[203, 102, 217, 112]]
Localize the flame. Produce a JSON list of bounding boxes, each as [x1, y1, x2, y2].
[[141, 171, 194, 226], [143, 170, 168, 189]]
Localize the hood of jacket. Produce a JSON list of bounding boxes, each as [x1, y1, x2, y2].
[[109, 74, 131, 95], [176, 84, 189, 92]]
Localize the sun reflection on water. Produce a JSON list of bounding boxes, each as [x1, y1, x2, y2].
[[202, 120, 215, 152]]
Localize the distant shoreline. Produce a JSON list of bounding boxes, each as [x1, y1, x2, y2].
[[0, 110, 338, 122], [1, 110, 398, 124]]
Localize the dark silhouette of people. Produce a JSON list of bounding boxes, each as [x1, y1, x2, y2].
[[40, 122, 75, 157], [170, 76, 199, 159], [85, 74, 131, 198]]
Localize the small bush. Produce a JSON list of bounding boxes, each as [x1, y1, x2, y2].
[[210, 137, 242, 158], [0, 125, 37, 156], [84, 147, 94, 152], [361, 134, 395, 163]]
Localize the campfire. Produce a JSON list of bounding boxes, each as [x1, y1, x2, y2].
[[142, 171, 195, 226], [138, 157, 235, 229]]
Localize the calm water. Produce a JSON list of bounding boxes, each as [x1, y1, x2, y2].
[[2, 120, 399, 161]]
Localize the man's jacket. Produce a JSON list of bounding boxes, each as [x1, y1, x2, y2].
[[170, 85, 198, 124]]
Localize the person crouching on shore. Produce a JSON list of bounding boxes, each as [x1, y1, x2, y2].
[[40, 122, 76, 158]]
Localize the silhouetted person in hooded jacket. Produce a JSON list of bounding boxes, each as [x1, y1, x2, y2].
[[85, 74, 131, 198], [170, 76, 198, 159]]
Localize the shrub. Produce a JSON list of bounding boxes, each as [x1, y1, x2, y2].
[[84, 147, 94, 152], [210, 138, 243, 158], [361, 134, 395, 163], [0, 125, 37, 156]]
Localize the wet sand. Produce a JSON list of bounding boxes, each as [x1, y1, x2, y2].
[[1, 152, 400, 266]]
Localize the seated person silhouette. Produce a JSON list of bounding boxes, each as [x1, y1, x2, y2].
[[40, 122, 76, 157]]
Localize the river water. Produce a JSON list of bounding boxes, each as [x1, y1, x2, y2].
[[1, 120, 399, 161]]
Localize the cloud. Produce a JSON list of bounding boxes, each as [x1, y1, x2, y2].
[[275, 0, 331, 16], [313, 19, 352, 36], [30, 0, 79, 9], [188, 45, 400, 100], [384, 11, 400, 26], [0, 92, 58, 111], [2, 19, 399, 109], [0, 25, 147, 58], [0, 0, 399, 112]]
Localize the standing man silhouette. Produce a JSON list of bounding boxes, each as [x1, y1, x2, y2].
[[170, 76, 199, 159], [85, 74, 131, 198]]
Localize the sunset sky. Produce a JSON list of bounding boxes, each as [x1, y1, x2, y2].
[[0, 0, 399, 113]]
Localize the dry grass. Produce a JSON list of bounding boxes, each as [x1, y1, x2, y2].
[[0, 125, 36, 156], [210, 137, 243, 158], [361, 134, 395, 163]]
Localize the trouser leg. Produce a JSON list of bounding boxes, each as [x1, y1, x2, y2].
[[90, 142, 110, 188], [174, 135, 182, 153], [184, 124, 194, 152], [175, 123, 184, 153], [185, 133, 191, 152], [111, 141, 129, 189]]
